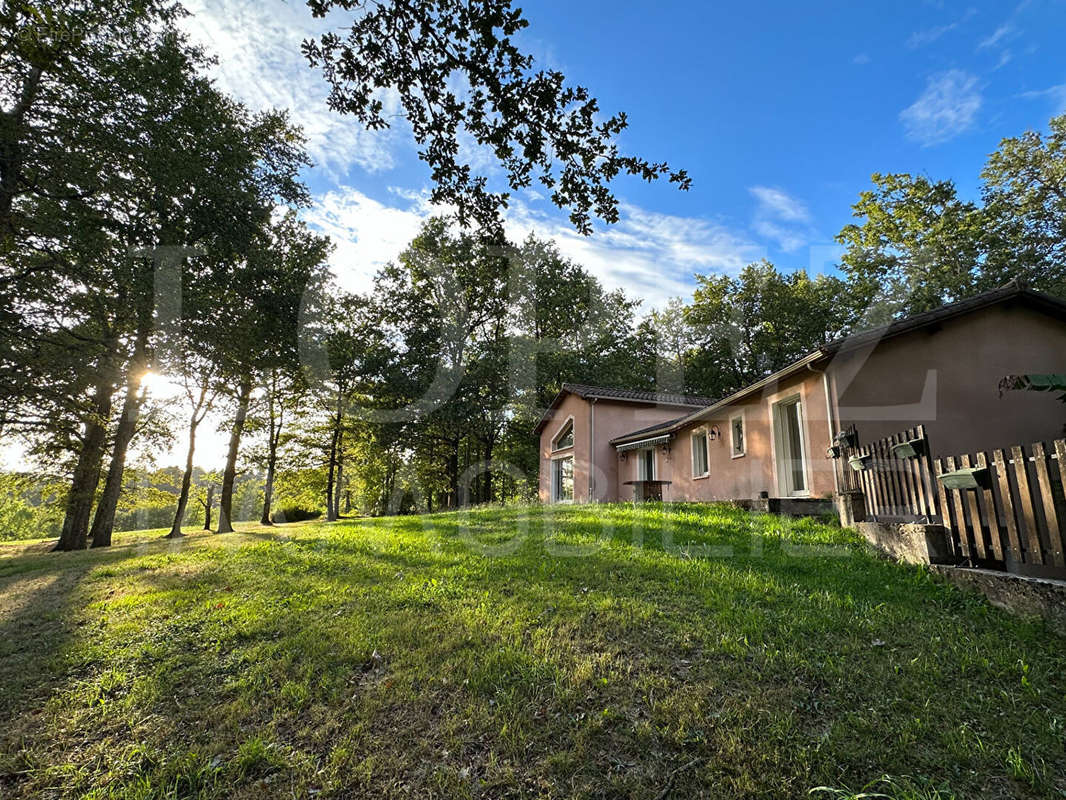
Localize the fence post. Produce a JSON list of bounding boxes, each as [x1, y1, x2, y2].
[[1032, 442, 1064, 568], [1011, 445, 1043, 567]]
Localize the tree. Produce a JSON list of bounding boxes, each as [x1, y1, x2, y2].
[[166, 360, 219, 539], [215, 215, 331, 533], [4, 15, 312, 549], [685, 261, 853, 398], [0, 0, 173, 244], [302, 0, 689, 235], [981, 114, 1066, 297], [836, 114, 1066, 319]]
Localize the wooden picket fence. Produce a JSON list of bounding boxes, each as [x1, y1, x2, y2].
[[838, 426, 1066, 579], [933, 440, 1066, 577], [839, 425, 940, 521]]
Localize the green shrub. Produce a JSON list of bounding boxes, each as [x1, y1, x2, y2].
[[271, 507, 322, 523]]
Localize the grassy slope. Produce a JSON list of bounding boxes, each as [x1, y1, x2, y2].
[[0, 504, 1063, 800]]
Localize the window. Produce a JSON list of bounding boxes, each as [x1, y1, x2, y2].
[[637, 448, 655, 480], [552, 456, 574, 502], [730, 413, 745, 458], [552, 419, 574, 451], [691, 430, 709, 477]]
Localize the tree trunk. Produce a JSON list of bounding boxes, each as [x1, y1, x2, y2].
[[483, 439, 494, 504], [217, 375, 253, 534], [447, 440, 459, 508], [0, 66, 43, 237], [260, 451, 277, 526], [325, 388, 343, 521], [89, 330, 149, 549], [333, 426, 344, 518], [260, 380, 280, 526], [202, 485, 214, 530], [54, 371, 113, 551], [167, 416, 200, 538], [325, 423, 339, 522]]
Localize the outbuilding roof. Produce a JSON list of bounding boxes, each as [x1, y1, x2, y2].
[[533, 383, 715, 434]]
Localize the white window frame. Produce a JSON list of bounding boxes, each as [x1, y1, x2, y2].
[[550, 454, 574, 503], [730, 411, 746, 459], [690, 429, 709, 478], [551, 416, 575, 452], [637, 448, 656, 481]]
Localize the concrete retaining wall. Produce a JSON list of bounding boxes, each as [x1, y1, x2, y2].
[[932, 566, 1066, 636], [855, 520, 955, 565]]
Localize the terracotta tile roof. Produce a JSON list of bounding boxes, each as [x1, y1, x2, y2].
[[560, 383, 716, 406], [532, 383, 715, 434]]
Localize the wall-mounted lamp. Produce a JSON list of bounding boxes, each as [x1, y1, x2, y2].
[[708, 425, 721, 441], [834, 425, 859, 449]]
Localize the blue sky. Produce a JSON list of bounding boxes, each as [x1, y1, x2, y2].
[[180, 0, 1066, 309]]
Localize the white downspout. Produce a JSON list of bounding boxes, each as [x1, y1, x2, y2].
[[589, 398, 597, 501]]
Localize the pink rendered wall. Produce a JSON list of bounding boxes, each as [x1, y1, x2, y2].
[[538, 395, 703, 503], [827, 303, 1066, 457], [653, 371, 836, 503]]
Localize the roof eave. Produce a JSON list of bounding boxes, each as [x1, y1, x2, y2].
[[609, 349, 831, 446]]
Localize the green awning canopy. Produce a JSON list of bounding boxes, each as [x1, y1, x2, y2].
[[1000, 373, 1066, 402]]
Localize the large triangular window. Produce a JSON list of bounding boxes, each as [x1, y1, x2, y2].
[[553, 420, 574, 451]]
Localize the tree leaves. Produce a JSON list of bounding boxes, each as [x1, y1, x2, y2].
[[302, 0, 689, 236]]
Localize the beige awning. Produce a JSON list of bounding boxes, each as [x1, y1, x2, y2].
[[615, 435, 671, 453]]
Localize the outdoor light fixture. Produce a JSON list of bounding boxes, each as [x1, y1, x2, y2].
[[848, 453, 872, 472], [708, 425, 720, 441], [937, 466, 990, 490], [891, 437, 926, 459], [834, 426, 859, 449]]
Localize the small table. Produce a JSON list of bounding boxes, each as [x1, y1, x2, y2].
[[623, 480, 672, 503]]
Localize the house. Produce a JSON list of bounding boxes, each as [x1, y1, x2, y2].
[[537, 283, 1066, 508], [534, 384, 715, 504]]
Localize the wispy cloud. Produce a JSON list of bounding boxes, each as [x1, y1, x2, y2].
[[906, 8, 976, 49], [1018, 82, 1066, 114], [852, 53, 871, 65], [180, 0, 405, 178], [748, 186, 813, 253], [899, 70, 982, 146], [749, 187, 811, 223], [520, 203, 766, 305], [907, 22, 959, 49], [978, 23, 1015, 50]]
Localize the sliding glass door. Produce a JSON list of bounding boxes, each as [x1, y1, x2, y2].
[[773, 397, 808, 496]]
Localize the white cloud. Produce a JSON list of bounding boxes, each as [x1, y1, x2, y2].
[[301, 187, 766, 308], [899, 70, 982, 146], [852, 53, 871, 65], [180, 0, 404, 178], [748, 186, 812, 253], [749, 186, 811, 223], [508, 202, 765, 307], [907, 22, 959, 49], [302, 188, 435, 294]]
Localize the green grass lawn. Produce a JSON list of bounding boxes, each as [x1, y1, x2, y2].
[[0, 504, 1063, 799]]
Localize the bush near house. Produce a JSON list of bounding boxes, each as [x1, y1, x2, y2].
[[0, 504, 1063, 799]]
